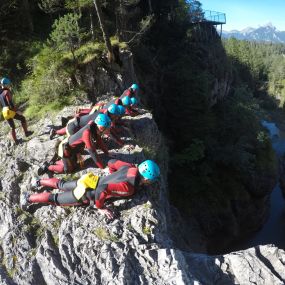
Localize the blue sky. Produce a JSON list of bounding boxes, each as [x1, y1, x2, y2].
[[200, 0, 285, 31]]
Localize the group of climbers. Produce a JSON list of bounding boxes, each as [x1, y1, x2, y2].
[[49, 87, 140, 140], [0, 78, 161, 219]]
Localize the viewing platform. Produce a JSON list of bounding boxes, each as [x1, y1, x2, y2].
[[190, 10, 226, 25], [202, 10, 226, 25], [189, 8, 226, 38]]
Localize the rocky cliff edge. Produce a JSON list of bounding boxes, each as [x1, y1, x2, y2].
[[0, 106, 285, 285]]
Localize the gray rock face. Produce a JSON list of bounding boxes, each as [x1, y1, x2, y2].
[[0, 107, 285, 284], [80, 50, 138, 101]]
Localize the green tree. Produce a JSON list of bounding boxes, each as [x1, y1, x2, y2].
[[65, 0, 96, 39], [50, 13, 83, 61], [38, 0, 65, 14]]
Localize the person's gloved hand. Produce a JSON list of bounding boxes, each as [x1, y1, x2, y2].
[[107, 152, 116, 159], [98, 208, 114, 219], [124, 144, 135, 152]]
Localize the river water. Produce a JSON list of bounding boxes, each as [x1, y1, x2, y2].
[[228, 120, 285, 252]]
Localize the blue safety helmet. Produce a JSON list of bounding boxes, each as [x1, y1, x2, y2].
[[138, 160, 160, 181], [131, 83, 139, 91], [121, 96, 132, 106], [1, 77, 11, 85], [117, 105, 126, 115], [94, 113, 111, 128], [107, 104, 120, 115], [130, 97, 138, 106]]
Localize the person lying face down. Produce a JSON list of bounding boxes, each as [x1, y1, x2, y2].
[[50, 104, 125, 138], [103, 94, 140, 117], [22, 159, 160, 219], [120, 83, 139, 99], [38, 114, 112, 175], [49, 104, 132, 149]]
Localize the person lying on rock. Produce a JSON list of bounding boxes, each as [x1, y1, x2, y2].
[[74, 102, 103, 117], [49, 104, 133, 149], [119, 96, 140, 117], [38, 114, 112, 175], [120, 83, 139, 99], [100, 94, 139, 117], [0, 77, 33, 144], [49, 105, 99, 140], [127, 96, 142, 116], [50, 104, 124, 139], [70, 83, 139, 118], [49, 108, 99, 139], [22, 159, 160, 219]]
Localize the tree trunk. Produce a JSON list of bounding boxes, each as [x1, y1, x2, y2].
[[93, 0, 114, 62], [148, 0, 153, 13], [89, 8, 95, 40], [22, 0, 34, 33]]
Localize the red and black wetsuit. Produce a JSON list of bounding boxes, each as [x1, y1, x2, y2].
[[104, 96, 139, 117], [102, 98, 122, 109], [119, 89, 140, 116], [77, 108, 124, 145], [124, 106, 140, 117], [120, 87, 136, 99], [57, 108, 124, 146], [57, 108, 105, 137], [0, 88, 15, 110], [48, 121, 109, 173], [29, 159, 139, 208], [55, 107, 100, 136], [0, 87, 29, 141], [56, 109, 99, 136]]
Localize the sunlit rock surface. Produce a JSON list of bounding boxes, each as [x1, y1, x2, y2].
[[0, 107, 284, 285]]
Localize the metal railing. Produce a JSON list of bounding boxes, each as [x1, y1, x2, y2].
[[189, 9, 226, 24], [202, 10, 226, 24]]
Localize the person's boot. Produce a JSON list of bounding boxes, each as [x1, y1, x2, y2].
[[20, 192, 31, 210], [22, 121, 33, 137], [25, 130, 34, 137], [49, 128, 56, 140], [31, 177, 41, 189], [61, 117, 69, 127], [37, 161, 49, 175]]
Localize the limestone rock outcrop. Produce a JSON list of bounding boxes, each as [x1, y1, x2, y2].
[[0, 106, 284, 284]]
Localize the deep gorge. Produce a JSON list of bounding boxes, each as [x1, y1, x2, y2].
[[1, 0, 285, 283]]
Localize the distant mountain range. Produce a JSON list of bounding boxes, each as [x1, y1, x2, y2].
[[223, 24, 285, 44]]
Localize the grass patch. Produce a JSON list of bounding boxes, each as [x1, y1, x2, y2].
[[0, 192, 6, 200], [28, 248, 37, 258], [110, 37, 128, 49], [142, 145, 156, 160], [93, 227, 119, 242], [143, 202, 152, 210], [75, 42, 105, 64], [142, 226, 152, 235], [52, 234, 59, 246]]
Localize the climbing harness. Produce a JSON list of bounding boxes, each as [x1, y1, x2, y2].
[[2, 107, 16, 120], [73, 173, 99, 200]]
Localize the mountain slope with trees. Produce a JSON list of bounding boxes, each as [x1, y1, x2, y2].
[[223, 24, 285, 44]]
